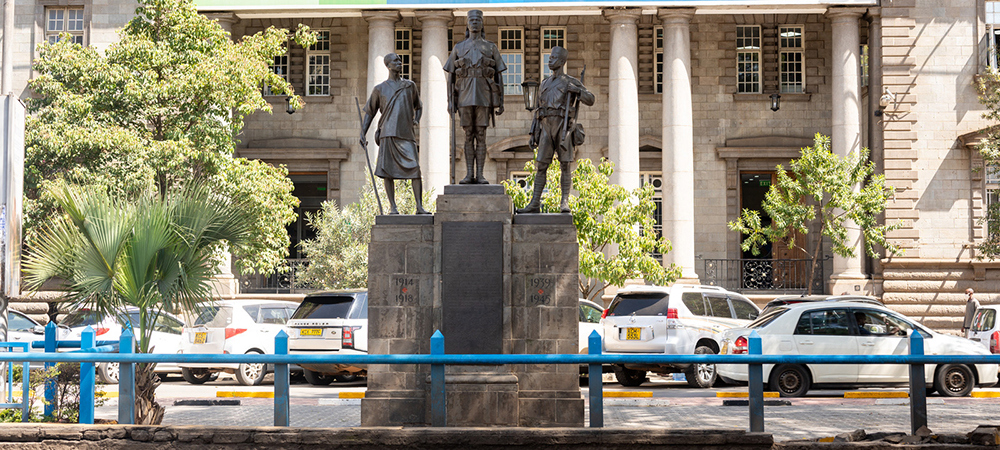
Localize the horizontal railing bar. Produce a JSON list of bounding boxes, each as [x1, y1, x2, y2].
[[31, 340, 118, 349], [1, 353, 999, 365], [69, 345, 119, 354]]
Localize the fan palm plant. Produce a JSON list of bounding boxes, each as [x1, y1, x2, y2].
[[22, 180, 253, 424]]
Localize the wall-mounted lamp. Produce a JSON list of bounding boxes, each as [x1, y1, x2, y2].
[[875, 87, 895, 116], [285, 96, 296, 115], [769, 93, 781, 112], [520, 78, 539, 111]]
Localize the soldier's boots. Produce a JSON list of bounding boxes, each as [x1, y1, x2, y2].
[[474, 146, 488, 184], [459, 142, 476, 184], [559, 170, 572, 213], [515, 172, 547, 214]]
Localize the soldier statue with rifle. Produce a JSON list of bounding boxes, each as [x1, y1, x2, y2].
[[516, 46, 594, 214], [444, 9, 506, 184]]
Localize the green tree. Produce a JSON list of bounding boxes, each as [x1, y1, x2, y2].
[[503, 158, 680, 302], [975, 69, 1000, 257], [22, 181, 254, 425], [25, 0, 316, 274], [727, 134, 902, 293], [298, 179, 434, 290]]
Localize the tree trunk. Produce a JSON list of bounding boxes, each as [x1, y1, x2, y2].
[[133, 363, 164, 425]]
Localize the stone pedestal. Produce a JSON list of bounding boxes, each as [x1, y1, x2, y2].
[[361, 185, 583, 427]]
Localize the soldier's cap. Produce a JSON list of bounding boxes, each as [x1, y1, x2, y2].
[[467, 9, 483, 19]]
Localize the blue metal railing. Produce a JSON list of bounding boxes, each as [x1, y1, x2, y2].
[[0, 342, 30, 422], [3, 325, 999, 435]]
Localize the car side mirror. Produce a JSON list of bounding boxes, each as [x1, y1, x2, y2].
[[749, 313, 758, 320], [32, 325, 45, 335]]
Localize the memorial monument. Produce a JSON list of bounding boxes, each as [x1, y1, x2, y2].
[[361, 12, 583, 428]]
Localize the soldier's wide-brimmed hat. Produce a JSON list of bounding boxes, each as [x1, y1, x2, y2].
[[467, 9, 483, 19]]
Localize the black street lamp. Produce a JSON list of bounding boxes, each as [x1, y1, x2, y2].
[[521, 79, 539, 111], [285, 96, 296, 115], [769, 93, 781, 112]]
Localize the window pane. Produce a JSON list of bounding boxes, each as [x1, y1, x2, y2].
[[309, 31, 330, 52], [707, 296, 731, 318], [681, 292, 706, 316], [48, 9, 64, 32], [68, 9, 84, 32], [797, 309, 851, 335], [731, 298, 759, 320], [501, 53, 522, 95]]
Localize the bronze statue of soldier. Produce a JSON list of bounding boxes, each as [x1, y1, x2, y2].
[[444, 9, 506, 184], [516, 46, 594, 214], [360, 53, 430, 215]]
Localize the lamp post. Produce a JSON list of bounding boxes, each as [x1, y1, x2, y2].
[[285, 96, 296, 115], [769, 93, 781, 112], [521, 79, 539, 111]]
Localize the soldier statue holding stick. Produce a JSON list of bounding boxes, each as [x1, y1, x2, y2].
[[516, 46, 594, 214], [360, 53, 430, 215], [444, 9, 506, 184]]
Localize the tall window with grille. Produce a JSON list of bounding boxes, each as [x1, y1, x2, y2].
[[779, 26, 804, 93], [540, 27, 565, 80], [264, 50, 289, 96], [988, 2, 1000, 69], [307, 31, 330, 96], [395, 28, 412, 80], [499, 27, 523, 95], [639, 172, 664, 261], [655, 26, 664, 94], [45, 7, 85, 44], [860, 44, 869, 87], [736, 25, 761, 94], [988, 165, 1000, 238]]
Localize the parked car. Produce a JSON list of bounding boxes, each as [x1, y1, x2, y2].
[[7, 311, 71, 368], [178, 299, 299, 386], [578, 298, 604, 354], [967, 305, 1000, 354], [285, 290, 368, 385], [759, 294, 884, 316], [62, 307, 186, 384], [600, 284, 760, 388], [718, 302, 999, 397]]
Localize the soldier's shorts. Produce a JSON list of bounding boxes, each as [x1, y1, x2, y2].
[[536, 116, 573, 165], [459, 106, 491, 128]]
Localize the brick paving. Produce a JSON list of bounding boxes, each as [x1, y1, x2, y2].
[[95, 396, 1000, 442]]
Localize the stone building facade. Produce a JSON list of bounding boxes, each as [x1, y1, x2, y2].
[[4, 0, 1000, 331]]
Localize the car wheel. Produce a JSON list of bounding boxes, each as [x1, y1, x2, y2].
[[333, 374, 359, 383], [935, 364, 974, 397], [181, 368, 214, 385], [235, 351, 266, 386], [612, 365, 647, 387], [685, 346, 718, 389], [769, 364, 810, 397], [303, 369, 336, 386], [97, 362, 119, 384]]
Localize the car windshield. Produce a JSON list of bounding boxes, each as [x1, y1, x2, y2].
[[194, 306, 234, 327], [747, 307, 788, 329], [972, 309, 996, 332], [61, 311, 101, 328], [293, 295, 356, 319], [607, 293, 669, 316]]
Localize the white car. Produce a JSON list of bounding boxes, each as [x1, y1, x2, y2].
[[718, 302, 999, 397], [285, 290, 368, 385], [578, 298, 604, 354], [601, 284, 760, 388], [61, 307, 186, 384], [178, 299, 299, 386], [7, 311, 71, 368], [967, 305, 1000, 354]]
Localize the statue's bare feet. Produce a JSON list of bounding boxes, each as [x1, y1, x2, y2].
[[389, 208, 400, 215], [415, 207, 431, 215]]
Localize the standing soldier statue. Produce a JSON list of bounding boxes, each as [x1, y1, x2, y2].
[[444, 9, 506, 184], [360, 53, 430, 215], [516, 46, 594, 214]]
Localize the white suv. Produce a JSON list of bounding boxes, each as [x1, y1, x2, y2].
[[601, 284, 760, 388], [285, 290, 368, 385]]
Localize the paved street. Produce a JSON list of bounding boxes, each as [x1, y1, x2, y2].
[[91, 374, 1000, 442]]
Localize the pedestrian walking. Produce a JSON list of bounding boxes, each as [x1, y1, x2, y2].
[[962, 288, 981, 334]]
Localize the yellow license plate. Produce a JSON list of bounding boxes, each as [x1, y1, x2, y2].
[[194, 332, 207, 344], [300, 328, 322, 336], [626, 328, 641, 340]]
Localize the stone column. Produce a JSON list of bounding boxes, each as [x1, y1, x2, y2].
[[205, 12, 238, 35], [364, 11, 401, 164], [659, 8, 698, 282], [867, 9, 885, 286], [603, 8, 641, 190], [827, 7, 869, 295], [416, 10, 452, 196]]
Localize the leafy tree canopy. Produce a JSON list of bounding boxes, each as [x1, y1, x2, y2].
[[503, 158, 680, 302], [728, 134, 903, 293], [25, 0, 317, 274], [975, 70, 1000, 258]]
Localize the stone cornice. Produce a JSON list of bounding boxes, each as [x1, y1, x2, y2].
[[204, 12, 238, 25], [657, 8, 696, 23], [602, 7, 642, 24]]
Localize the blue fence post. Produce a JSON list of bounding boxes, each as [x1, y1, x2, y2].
[[747, 330, 764, 433], [43, 322, 57, 419], [430, 330, 446, 427], [79, 327, 95, 424], [587, 330, 603, 428], [118, 328, 135, 425], [19, 356, 28, 422], [274, 330, 289, 427], [908, 330, 927, 435]]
